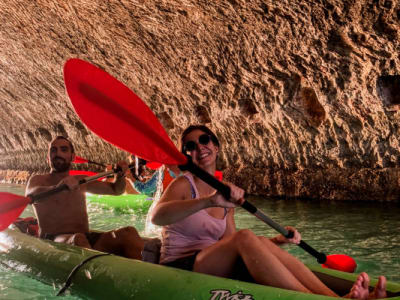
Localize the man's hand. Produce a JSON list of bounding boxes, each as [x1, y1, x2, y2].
[[57, 176, 80, 190], [115, 161, 129, 179]]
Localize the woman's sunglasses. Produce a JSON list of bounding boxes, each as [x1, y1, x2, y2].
[[183, 134, 211, 152]]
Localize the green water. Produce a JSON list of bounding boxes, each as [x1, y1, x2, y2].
[[1, 184, 399, 299]]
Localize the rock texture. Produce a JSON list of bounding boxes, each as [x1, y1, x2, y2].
[[0, 0, 400, 200]]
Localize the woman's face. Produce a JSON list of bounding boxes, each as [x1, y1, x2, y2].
[[182, 129, 219, 168]]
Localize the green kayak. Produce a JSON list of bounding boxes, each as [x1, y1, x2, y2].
[[1, 228, 400, 299], [86, 193, 153, 214]]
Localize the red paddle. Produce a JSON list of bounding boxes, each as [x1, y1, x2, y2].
[[69, 170, 99, 177], [73, 155, 106, 168], [0, 169, 120, 231], [71, 156, 106, 179], [145, 161, 163, 170], [63, 58, 357, 273]]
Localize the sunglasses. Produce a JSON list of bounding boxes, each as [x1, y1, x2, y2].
[[183, 134, 212, 152]]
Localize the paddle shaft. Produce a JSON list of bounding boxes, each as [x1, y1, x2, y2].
[[86, 160, 106, 168], [179, 157, 327, 264], [74, 156, 106, 167], [29, 165, 132, 204]]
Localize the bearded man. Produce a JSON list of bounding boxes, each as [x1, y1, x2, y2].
[[25, 136, 144, 259]]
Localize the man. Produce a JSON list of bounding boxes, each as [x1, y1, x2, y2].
[[25, 136, 144, 259]]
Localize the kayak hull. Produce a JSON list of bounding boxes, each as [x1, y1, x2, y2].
[[1, 228, 400, 299]]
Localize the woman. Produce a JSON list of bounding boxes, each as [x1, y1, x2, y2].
[[151, 125, 386, 299]]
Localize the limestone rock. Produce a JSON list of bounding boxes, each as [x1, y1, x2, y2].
[[0, 0, 400, 200]]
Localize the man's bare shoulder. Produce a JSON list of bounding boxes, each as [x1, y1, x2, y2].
[[25, 173, 53, 196], [27, 173, 51, 186]]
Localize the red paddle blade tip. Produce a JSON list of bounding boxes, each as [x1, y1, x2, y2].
[[69, 170, 101, 178], [146, 161, 163, 170], [214, 170, 223, 181], [73, 156, 89, 164], [0, 193, 31, 231], [322, 254, 357, 273]]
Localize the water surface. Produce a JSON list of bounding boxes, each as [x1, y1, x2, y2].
[[1, 184, 399, 299]]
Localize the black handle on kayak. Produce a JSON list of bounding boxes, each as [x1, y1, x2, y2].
[[179, 156, 327, 265]]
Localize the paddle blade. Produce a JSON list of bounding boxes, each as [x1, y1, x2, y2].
[[214, 170, 223, 181], [64, 59, 187, 166], [0, 193, 30, 231], [73, 156, 89, 164], [146, 161, 163, 170], [322, 254, 357, 273], [70, 170, 97, 176]]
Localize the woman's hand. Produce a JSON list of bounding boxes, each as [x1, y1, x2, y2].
[[209, 182, 245, 208], [273, 226, 301, 245]]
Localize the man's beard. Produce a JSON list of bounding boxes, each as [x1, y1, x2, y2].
[[51, 157, 71, 173]]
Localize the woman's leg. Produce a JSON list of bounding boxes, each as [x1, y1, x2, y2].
[[54, 233, 92, 249], [257, 236, 337, 296], [93, 226, 144, 259], [194, 229, 313, 294], [257, 237, 387, 299], [347, 273, 387, 300], [195, 230, 385, 299]]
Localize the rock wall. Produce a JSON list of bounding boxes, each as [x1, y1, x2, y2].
[[0, 0, 399, 200]]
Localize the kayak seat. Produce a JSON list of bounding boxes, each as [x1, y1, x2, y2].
[[141, 237, 161, 264]]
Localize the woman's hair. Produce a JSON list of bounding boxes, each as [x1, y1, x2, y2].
[[180, 125, 220, 152]]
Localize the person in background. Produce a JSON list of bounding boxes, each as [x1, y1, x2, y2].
[[151, 125, 386, 299], [26, 136, 144, 259], [124, 155, 181, 197]]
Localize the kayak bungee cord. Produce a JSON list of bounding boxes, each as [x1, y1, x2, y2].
[[57, 253, 112, 296]]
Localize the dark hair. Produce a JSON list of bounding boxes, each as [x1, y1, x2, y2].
[[180, 125, 220, 152], [51, 136, 75, 153]]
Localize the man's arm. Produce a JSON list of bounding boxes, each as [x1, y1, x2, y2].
[[222, 208, 236, 238], [25, 175, 55, 197], [86, 161, 128, 196], [25, 175, 81, 197], [86, 173, 127, 195]]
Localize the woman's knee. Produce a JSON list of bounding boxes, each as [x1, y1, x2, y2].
[[115, 226, 141, 240], [258, 236, 274, 246], [233, 229, 258, 247], [69, 233, 89, 246]]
